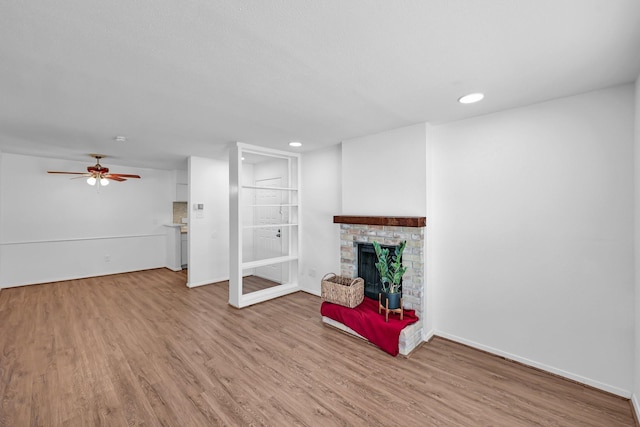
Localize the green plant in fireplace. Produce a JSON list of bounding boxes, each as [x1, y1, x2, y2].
[[373, 240, 407, 294]]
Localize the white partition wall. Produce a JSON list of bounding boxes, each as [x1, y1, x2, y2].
[[187, 156, 230, 288], [229, 143, 301, 308], [633, 75, 640, 417]]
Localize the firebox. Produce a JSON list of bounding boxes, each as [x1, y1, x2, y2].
[[357, 242, 402, 300]]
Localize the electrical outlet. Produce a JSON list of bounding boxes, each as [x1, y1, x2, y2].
[[104, 255, 110, 262], [308, 268, 316, 278]]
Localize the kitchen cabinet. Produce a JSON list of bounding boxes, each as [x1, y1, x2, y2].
[[181, 233, 188, 267], [176, 184, 188, 201]]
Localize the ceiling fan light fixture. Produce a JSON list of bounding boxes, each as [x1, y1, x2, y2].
[[48, 154, 141, 186], [458, 93, 484, 104]]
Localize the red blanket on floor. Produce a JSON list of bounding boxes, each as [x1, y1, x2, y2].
[[320, 297, 419, 356]]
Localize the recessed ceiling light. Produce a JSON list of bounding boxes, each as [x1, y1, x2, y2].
[[289, 141, 302, 147], [241, 157, 245, 160], [115, 136, 127, 142], [458, 93, 484, 104]]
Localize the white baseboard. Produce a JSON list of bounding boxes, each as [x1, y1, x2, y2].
[[632, 393, 639, 424], [423, 328, 435, 342], [436, 331, 632, 399], [233, 283, 299, 308], [302, 288, 321, 297], [1, 265, 166, 289], [187, 276, 228, 288]]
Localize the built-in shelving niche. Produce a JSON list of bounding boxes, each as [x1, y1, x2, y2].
[[229, 142, 301, 308]]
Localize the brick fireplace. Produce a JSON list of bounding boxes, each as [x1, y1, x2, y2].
[[324, 215, 426, 355]]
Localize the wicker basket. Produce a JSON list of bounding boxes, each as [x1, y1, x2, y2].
[[321, 273, 364, 308]]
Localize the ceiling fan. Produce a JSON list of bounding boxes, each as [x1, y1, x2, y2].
[[47, 154, 141, 186]]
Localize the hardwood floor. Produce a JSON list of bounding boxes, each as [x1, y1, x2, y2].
[[242, 275, 281, 294], [0, 268, 635, 426]]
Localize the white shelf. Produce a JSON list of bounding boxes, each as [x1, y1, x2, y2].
[[230, 142, 301, 309], [237, 282, 299, 308], [242, 223, 297, 229], [242, 255, 298, 270], [242, 185, 298, 191]]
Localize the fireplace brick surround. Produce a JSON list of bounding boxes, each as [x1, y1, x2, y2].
[[326, 215, 426, 355]]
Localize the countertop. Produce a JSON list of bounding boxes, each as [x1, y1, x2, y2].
[[164, 223, 188, 233]]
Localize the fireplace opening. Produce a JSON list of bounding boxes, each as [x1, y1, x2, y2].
[[357, 242, 402, 300]]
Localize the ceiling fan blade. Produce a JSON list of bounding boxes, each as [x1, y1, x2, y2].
[[107, 173, 141, 179], [49, 156, 141, 184]]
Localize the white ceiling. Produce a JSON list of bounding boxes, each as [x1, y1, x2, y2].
[[1, 0, 639, 170]]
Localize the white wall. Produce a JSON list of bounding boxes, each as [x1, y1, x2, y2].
[[300, 145, 342, 295], [425, 124, 435, 338], [187, 156, 229, 287], [0, 153, 172, 287], [342, 123, 427, 216], [430, 85, 635, 396], [0, 150, 3, 289], [633, 75, 640, 415]]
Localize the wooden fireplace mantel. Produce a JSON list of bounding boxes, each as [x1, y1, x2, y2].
[[333, 215, 426, 228]]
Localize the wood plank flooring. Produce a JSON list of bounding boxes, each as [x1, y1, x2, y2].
[[242, 275, 280, 294], [0, 268, 636, 426]]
